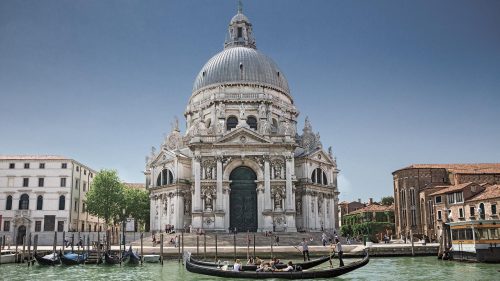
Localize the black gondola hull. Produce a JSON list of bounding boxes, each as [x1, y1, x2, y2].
[[185, 252, 369, 279], [34, 253, 60, 266]]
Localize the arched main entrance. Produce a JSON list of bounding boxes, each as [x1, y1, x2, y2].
[[229, 166, 257, 232], [17, 225, 26, 245]]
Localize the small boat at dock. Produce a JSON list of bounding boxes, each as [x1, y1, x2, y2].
[[0, 250, 17, 264], [448, 219, 500, 263], [59, 250, 87, 265], [34, 252, 60, 266]]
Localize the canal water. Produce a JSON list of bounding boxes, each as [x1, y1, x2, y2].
[[0, 257, 498, 280]]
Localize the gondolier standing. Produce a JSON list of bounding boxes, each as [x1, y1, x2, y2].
[[299, 238, 310, 261], [333, 238, 344, 267]]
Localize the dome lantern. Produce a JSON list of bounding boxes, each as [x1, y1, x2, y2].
[[224, 3, 256, 49]]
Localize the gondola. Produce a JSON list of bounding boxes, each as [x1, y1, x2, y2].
[[185, 251, 369, 279], [189, 253, 335, 271], [59, 250, 87, 265], [125, 246, 141, 265], [104, 251, 121, 265], [34, 252, 60, 266]]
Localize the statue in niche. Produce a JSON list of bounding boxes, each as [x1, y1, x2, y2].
[[296, 200, 302, 215], [260, 120, 270, 135], [184, 199, 191, 215], [239, 103, 246, 119], [311, 201, 315, 213], [274, 192, 283, 210], [258, 103, 267, 118], [204, 193, 213, 211], [218, 103, 226, 118], [216, 120, 224, 134], [205, 167, 212, 179], [170, 204, 175, 214]]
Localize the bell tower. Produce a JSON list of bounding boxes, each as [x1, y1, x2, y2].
[[224, 1, 256, 49]]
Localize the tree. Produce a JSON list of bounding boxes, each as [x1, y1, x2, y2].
[[85, 169, 125, 227], [123, 187, 150, 230], [381, 196, 394, 206]]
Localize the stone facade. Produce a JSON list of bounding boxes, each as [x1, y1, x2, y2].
[[145, 9, 339, 233], [0, 155, 104, 245], [393, 163, 500, 239]]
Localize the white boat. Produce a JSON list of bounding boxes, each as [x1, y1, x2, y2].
[[448, 219, 500, 263], [0, 250, 17, 264], [143, 254, 161, 263]]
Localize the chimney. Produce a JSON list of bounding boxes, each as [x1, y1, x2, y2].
[[369, 198, 373, 204]]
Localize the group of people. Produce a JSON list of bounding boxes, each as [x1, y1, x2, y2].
[[299, 237, 344, 267], [63, 236, 83, 248], [164, 224, 175, 234], [229, 257, 295, 272]]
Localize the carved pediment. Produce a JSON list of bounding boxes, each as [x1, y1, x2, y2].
[[307, 149, 335, 166], [215, 127, 272, 145]]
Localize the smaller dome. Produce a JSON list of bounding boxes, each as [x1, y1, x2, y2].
[[231, 12, 249, 24]]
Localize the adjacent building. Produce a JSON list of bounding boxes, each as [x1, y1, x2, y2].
[[0, 155, 104, 245], [393, 163, 500, 240], [145, 8, 340, 233]]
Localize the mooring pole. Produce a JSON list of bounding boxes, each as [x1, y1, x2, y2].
[[196, 235, 199, 257], [177, 235, 181, 263], [140, 232, 144, 265], [270, 234, 273, 259], [71, 233, 75, 252], [215, 234, 218, 262], [160, 233, 164, 266], [204, 234, 207, 260], [233, 232, 236, 261], [246, 230, 250, 260], [27, 233, 32, 267], [53, 232, 57, 255], [181, 231, 184, 265], [411, 230, 415, 256], [22, 235, 26, 263], [97, 231, 101, 265], [253, 233, 256, 259]]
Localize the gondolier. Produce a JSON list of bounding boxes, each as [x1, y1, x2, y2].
[[333, 238, 344, 267], [299, 238, 310, 261]]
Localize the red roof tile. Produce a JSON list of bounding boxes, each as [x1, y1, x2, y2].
[[468, 185, 500, 202], [430, 182, 474, 196], [394, 163, 500, 174]]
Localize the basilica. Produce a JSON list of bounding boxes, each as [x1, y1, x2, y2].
[[145, 7, 340, 233]]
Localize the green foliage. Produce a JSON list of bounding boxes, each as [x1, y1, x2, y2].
[[381, 196, 394, 206], [85, 170, 125, 225], [340, 224, 353, 237], [351, 222, 395, 242], [123, 187, 150, 227]]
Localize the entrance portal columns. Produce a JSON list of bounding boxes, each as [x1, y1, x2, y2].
[[192, 155, 203, 228], [285, 153, 297, 232]]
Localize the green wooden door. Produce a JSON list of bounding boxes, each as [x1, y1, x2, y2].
[[229, 166, 257, 232]]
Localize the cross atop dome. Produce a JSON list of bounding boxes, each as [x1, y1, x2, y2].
[[224, 1, 256, 49]]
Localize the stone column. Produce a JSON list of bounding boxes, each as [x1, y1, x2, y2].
[[263, 155, 272, 211], [285, 154, 294, 211], [176, 192, 185, 230], [216, 156, 223, 211], [193, 156, 202, 212], [257, 183, 264, 231], [160, 168, 164, 186]]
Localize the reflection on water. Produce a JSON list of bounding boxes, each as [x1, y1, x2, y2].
[[0, 257, 498, 281]]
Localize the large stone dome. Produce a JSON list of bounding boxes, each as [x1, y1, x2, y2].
[[192, 47, 290, 95]]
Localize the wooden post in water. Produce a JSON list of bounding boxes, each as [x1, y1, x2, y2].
[[119, 234, 122, 266], [27, 233, 32, 267], [214, 234, 217, 262], [97, 231, 101, 265], [87, 235, 90, 259], [160, 233, 164, 266], [181, 231, 184, 265], [62, 231, 65, 250], [53, 232, 57, 254], [0, 236, 2, 264], [270, 234, 273, 259], [246, 230, 250, 260], [34, 235, 38, 254], [204, 234, 206, 260], [253, 234, 256, 259], [22, 235, 26, 263], [177, 235, 181, 263], [140, 232, 144, 265], [71, 233, 75, 252], [233, 232, 236, 261], [196, 235, 199, 256], [410, 230, 415, 256]]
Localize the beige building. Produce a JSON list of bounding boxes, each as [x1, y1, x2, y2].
[[0, 155, 104, 245], [393, 163, 500, 239]]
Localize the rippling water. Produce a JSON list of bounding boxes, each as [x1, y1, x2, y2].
[[0, 257, 498, 280]]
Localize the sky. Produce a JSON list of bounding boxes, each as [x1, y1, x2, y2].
[[1, 0, 499, 202]]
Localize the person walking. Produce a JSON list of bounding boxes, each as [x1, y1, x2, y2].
[[321, 232, 327, 246], [275, 235, 280, 246], [333, 238, 344, 267], [299, 238, 310, 261]]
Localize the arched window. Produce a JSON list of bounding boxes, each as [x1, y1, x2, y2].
[[479, 203, 485, 220], [6, 195, 12, 210], [36, 195, 43, 210], [59, 195, 65, 210], [246, 116, 257, 130], [19, 194, 29, 210], [271, 118, 278, 134], [226, 116, 238, 131], [157, 169, 174, 186], [311, 168, 328, 185]]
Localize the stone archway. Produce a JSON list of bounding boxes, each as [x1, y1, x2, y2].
[[229, 166, 257, 232]]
